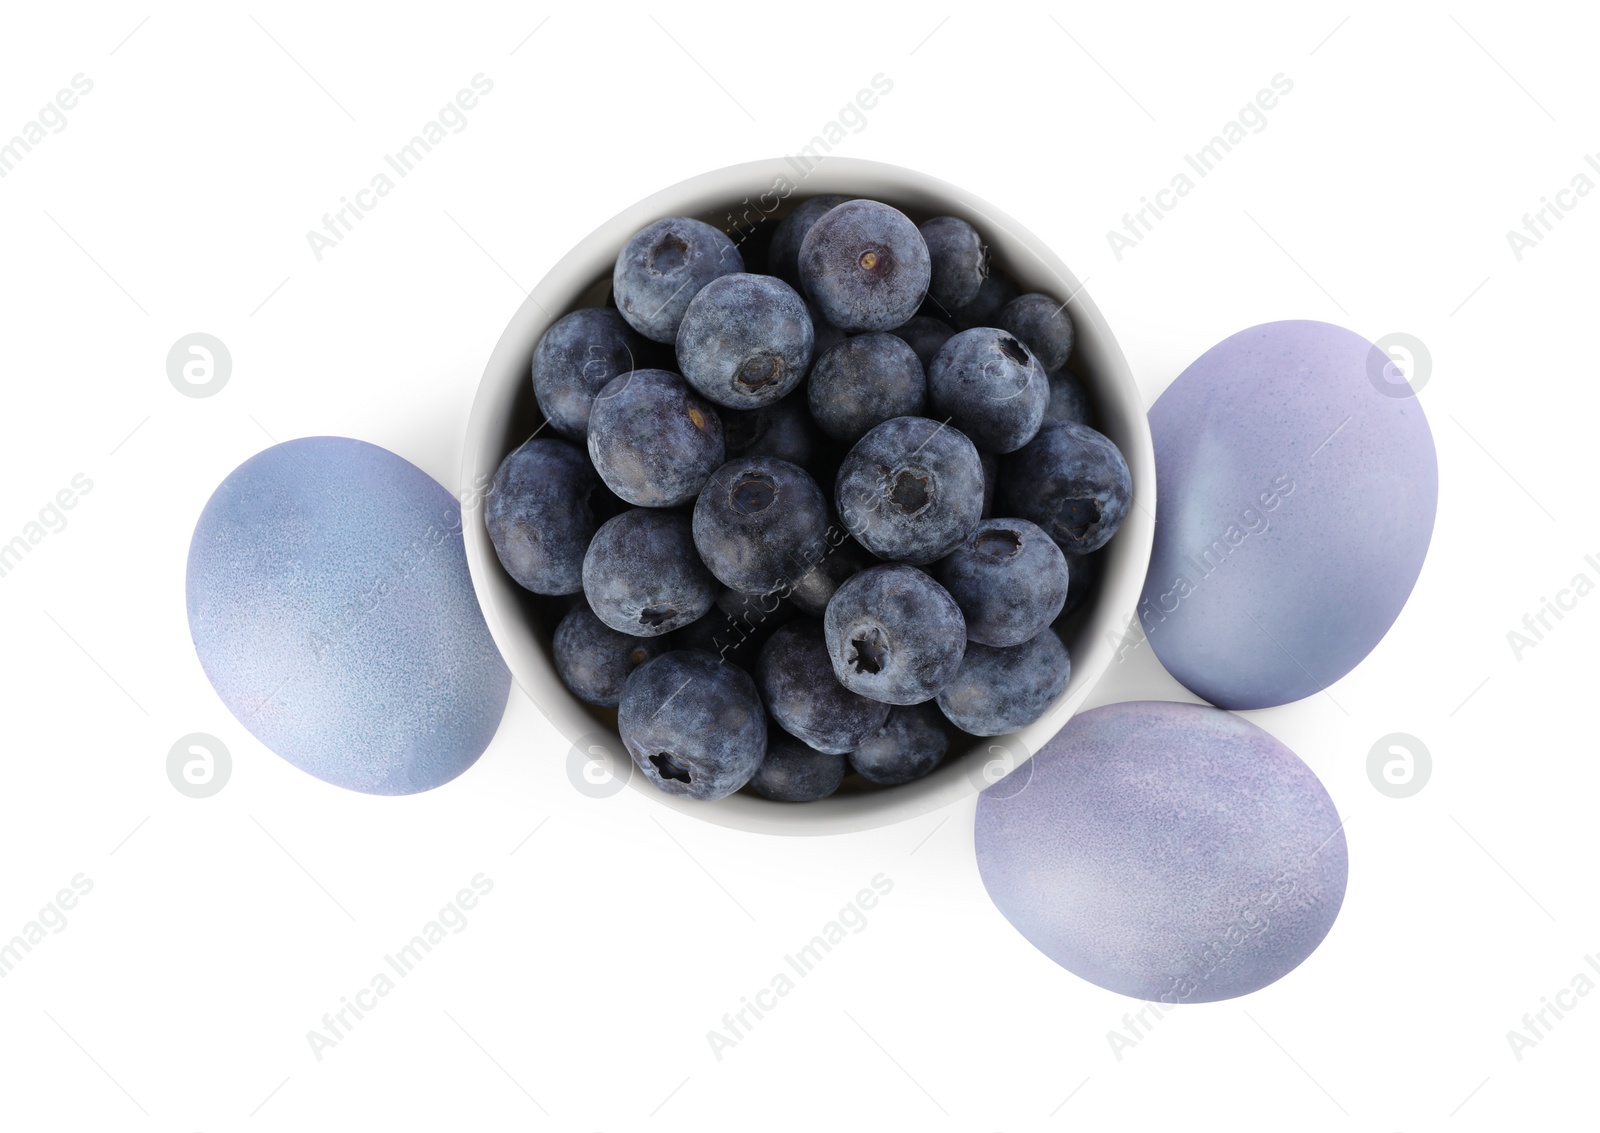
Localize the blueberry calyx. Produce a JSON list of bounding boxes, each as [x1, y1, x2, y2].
[[649, 236, 688, 274], [850, 627, 888, 675], [730, 472, 777, 514], [1055, 499, 1099, 541], [736, 353, 783, 390], [650, 752, 692, 783], [976, 528, 1022, 559], [889, 470, 930, 514], [639, 605, 677, 627], [998, 335, 1029, 366]]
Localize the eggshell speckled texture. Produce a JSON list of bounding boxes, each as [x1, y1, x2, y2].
[[1141, 320, 1437, 710], [976, 701, 1346, 1003], [186, 437, 511, 794]]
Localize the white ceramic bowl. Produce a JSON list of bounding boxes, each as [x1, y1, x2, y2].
[[462, 157, 1154, 835]]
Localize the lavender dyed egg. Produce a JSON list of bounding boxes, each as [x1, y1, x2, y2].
[[1141, 321, 1437, 710], [975, 701, 1347, 1003], [186, 437, 511, 794]]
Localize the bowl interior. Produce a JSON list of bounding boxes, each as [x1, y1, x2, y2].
[[461, 157, 1154, 835]]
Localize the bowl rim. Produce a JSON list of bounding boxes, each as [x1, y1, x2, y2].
[[461, 156, 1155, 835]]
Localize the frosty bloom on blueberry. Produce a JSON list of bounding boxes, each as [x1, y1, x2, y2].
[[756, 620, 889, 754], [485, 436, 605, 596], [692, 456, 831, 596], [750, 731, 848, 803], [553, 607, 667, 708], [676, 272, 814, 409], [918, 216, 988, 311], [530, 307, 643, 440], [933, 517, 1069, 647], [767, 194, 851, 286], [798, 199, 931, 332], [587, 368, 724, 508], [1001, 419, 1133, 554], [927, 327, 1050, 454], [834, 416, 985, 565], [806, 333, 926, 444], [850, 702, 950, 786], [619, 650, 766, 801], [823, 563, 966, 706], [581, 509, 715, 637], [613, 216, 743, 343], [998, 293, 1076, 372]]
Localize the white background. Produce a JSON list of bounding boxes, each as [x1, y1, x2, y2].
[[1, 2, 1594, 1129]]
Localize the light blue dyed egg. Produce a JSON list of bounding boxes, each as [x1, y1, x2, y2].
[[976, 701, 1346, 1003], [1141, 320, 1437, 709], [186, 437, 510, 794]]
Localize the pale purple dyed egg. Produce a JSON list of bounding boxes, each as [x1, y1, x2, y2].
[[1141, 320, 1437, 709], [975, 701, 1347, 1003], [186, 437, 511, 794]]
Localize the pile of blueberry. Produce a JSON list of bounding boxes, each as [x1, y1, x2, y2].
[[487, 196, 1133, 803]]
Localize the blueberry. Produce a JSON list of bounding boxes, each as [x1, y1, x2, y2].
[[918, 216, 988, 311], [486, 437, 603, 595], [947, 271, 1018, 330], [692, 456, 831, 595], [587, 369, 724, 507], [927, 327, 1049, 454], [936, 630, 1070, 736], [849, 702, 950, 785], [785, 532, 870, 617], [676, 273, 814, 409], [999, 420, 1133, 554], [619, 650, 766, 800], [835, 416, 985, 565], [933, 518, 1069, 647], [823, 564, 966, 705], [749, 730, 847, 802], [889, 315, 955, 371], [806, 333, 926, 444], [799, 200, 931, 332], [1055, 550, 1102, 621], [768, 195, 852, 285], [553, 607, 669, 707], [613, 217, 743, 343], [530, 308, 643, 441], [582, 509, 716, 636], [998, 293, 1076, 371], [756, 620, 890, 753], [720, 393, 825, 474], [979, 451, 999, 518], [1045, 366, 1093, 426]]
